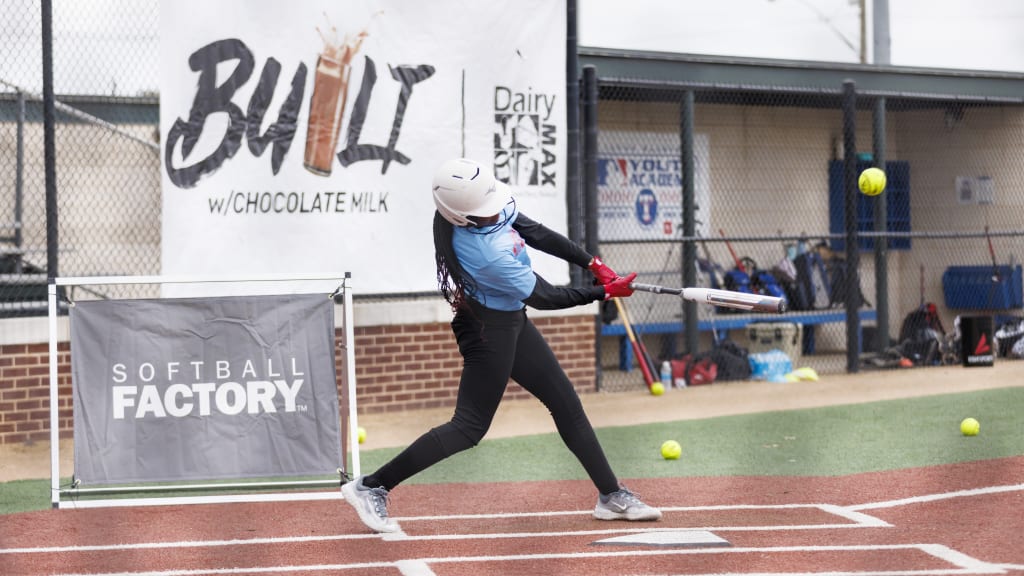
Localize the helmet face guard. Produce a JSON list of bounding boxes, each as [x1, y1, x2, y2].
[[432, 158, 512, 226]]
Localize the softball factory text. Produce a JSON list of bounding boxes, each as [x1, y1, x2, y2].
[[110, 358, 306, 419]]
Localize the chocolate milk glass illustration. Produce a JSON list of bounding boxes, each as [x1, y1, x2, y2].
[[304, 24, 368, 176]]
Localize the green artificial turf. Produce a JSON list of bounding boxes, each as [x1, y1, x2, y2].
[[358, 386, 1024, 484], [0, 478, 54, 515], [2, 386, 1021, 514]]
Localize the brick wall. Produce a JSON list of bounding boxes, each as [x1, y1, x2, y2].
[[0, 315, 596, 445], [0, 342, 71, 445], [350, 315, 597, 414]]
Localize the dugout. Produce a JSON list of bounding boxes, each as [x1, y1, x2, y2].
[[575, 48, 1024, 388]]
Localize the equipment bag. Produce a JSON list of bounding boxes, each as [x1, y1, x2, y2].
[[995, 316, 1024, 358], [752, 270, 787, 300], [827, 257, 871, 308], [723, 269, 752, 293], [708, 339, 752, 381], [671, 354, 718, 386], [792, 252, 831, 310], [898, 303, 945, 365], [672, 340, 751, 385]]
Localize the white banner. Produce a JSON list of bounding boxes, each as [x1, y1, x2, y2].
[[597, 132, 711, 241], [160, 1, 567, 295]]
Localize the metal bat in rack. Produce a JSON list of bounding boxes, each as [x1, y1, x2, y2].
[[631, 283, 787, 314]]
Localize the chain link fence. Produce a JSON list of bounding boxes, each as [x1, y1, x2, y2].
[[588, 72, 1024, 391], [3, 2, 1023, 390], [1, 0, 160, 314]]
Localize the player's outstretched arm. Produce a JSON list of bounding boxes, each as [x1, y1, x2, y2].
[[512, 213, 592, 267]]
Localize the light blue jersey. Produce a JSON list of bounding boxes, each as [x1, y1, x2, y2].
[[452, 204, 536, 311]]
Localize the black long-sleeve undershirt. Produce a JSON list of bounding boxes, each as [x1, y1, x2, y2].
[[523, 273, 605, 310], [512, 213, 592, 268], [512, 213, 605, 310]]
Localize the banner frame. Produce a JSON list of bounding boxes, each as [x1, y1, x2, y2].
[[47, 273, 358, 509]]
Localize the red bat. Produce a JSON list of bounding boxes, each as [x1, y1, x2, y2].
[[719, 229, 747, 273], [985, 225, 1001, 282], [623, 300, 659, 378], [612, 298, 656, 391]]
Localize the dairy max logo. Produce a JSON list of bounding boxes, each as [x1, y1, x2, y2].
[[493, 86, 558, 189], [111, 358, 306, 420]]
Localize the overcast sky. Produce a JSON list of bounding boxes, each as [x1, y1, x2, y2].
[[3, 0, 1023, 97], [579, 0, 1024, 72]]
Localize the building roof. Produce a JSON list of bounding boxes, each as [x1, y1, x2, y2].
[[578, 47, 1024, 105]]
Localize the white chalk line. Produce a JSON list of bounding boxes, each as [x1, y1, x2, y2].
[[818, 503, 892, 527], [0, 503, 875, 555], [397, 502, 877, 521], [848, 483, 1024, 511], [48, 544, 1009, 576], [382, 523, 867, 542], [12, 491, 1019, 576]]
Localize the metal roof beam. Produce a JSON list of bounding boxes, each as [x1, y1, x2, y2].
[[579, 48, 1024, 103]]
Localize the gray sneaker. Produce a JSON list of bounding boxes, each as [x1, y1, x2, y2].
[[594, 487, 662, 521], [341, 476, 399, 533]]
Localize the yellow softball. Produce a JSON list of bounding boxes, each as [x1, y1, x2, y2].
[[960, 418, 980, 437], [858, 167, 887, 196], [660, 440, 682, 460]]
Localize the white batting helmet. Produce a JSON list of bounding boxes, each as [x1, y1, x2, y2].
[[432, 158, 512, 226]]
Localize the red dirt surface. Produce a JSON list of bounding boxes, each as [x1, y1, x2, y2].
[[1, 456, 1021, 576]]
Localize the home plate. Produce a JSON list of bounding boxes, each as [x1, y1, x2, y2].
[[591, 530, 731, 548]]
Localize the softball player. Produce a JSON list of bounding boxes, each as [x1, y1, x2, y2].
[[342, 158, 661, 533]]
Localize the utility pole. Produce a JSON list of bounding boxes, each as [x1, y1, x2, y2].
[[873, 0, 891, 64], [859, 0, 867, 63]]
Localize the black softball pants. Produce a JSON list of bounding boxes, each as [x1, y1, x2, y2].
[[365, 302, 620, 495]]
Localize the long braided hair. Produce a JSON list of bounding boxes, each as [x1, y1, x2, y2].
[[433, 211, 479, 312]]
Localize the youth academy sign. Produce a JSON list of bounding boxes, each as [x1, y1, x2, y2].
[[160, 0, 568, 295]]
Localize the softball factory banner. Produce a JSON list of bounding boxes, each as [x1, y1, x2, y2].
[[160, 0, 568, 295], [597, 131, 711, 242], [70, 294, 341, 485]]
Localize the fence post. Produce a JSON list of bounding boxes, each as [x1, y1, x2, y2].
[[582, 65, 602, 388], [873, 97, 889, 352], [42, 0, 59, 281], [842, 79, 861, 373], [681, 90, 698, 355], [583, 66, 599, 267], [15, 90, 25, 269], [565, 0, 583, 287]]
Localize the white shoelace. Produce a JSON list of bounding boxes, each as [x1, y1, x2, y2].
[[366, 486, 391, 518]]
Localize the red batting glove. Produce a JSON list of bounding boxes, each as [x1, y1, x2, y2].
[[603, 272, 638, 300], [588, 256, 618, 286]]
